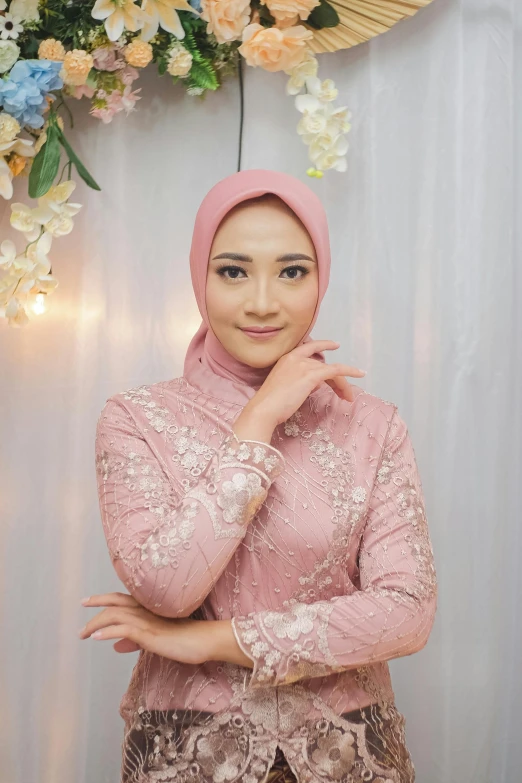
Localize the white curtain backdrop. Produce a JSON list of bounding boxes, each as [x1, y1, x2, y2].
[[1, 0, 521, 780]]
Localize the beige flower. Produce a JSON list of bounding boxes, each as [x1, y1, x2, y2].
[[91, 0, 145, 42], [261, 0, 319, 24], [38, 38, 66, 61], [60, 49, 94, 86], [239, 23, 313, 73], [166, 45, 193, 76], [311, 730, 356, 779], [0, 112, 20, 144], [139, 0, 197, 41], [200, 0, 251, 45], [124, 38, 153, 67]]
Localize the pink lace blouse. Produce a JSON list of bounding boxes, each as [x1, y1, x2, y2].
[[94, 359, 437, 783]]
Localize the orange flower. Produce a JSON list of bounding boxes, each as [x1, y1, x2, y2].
[[8, 153, 27, 177], [124, 39, 153, 67], [200, 0, 251, 44], [239, 23, 314, 73], [38, 39, 66, 62], [261, 0, 320, 24]]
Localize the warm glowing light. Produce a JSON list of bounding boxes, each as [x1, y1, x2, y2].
[[31, 292, 47, 316]]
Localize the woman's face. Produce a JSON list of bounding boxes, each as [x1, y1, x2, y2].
[[206, 195, 319, 368]]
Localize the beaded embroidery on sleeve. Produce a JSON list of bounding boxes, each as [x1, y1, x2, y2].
[[95, 398, 286, 618]]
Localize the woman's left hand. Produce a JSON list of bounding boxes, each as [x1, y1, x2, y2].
[[78, 592, 208, 665]]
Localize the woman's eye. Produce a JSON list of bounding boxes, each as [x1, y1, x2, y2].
[[216, 265, 247, 280], [281, 265, 309, 279], [216, 265, 309, 280]]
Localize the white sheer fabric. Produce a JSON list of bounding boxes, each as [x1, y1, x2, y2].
[[1, 0, 521, 780]]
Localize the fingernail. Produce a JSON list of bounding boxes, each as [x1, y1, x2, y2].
[[92, 630, 103, 639], [81, 597, 90, 605], [358, 369, 367, 375], [78, 627, 86, 636]]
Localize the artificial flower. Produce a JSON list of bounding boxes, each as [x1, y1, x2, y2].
[[92, 43, 125, 72], [91, 0, 145, 42], [139, 0, 197, 42], [30, 180, 82, 236], [38, 38, 66, 61], [0, 239, 17, 269], [124, 39, 153, 68], [10, 201, 41, 239], [0, 112, 20, 144], [285, 49, 318, 94], [261, 0, 320, 24], [0, 39, 20, 73], [60, 49, 94, 86], [308, 133, 349, 171], [9, 0, 40, 23], [166, 44, 192, 76], [199, 0, 250, 45], [239, 23, 314, 73], [0, 13, 24, 40], [0, 60, 63, 128], [2, 296, 30, 326]]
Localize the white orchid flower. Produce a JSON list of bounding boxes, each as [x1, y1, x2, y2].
[[140, 0, 197, 42], [0, 239, 17, 268], [285, 52, 318, 96], [0, 157, 14, 200], [91, 0, 145, 42], [3, 296, 29, 326], [308, 134, 349, 172], [10, 202, 42, 240], [31, 181, 82, 237]]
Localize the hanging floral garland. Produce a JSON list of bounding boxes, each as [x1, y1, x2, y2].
[[0, 0, 433, 326]]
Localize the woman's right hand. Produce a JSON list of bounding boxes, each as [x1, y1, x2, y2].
[[234, 341, 366, 440]]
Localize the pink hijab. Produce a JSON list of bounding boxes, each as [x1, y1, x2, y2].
[[183, 169, 331, 403]]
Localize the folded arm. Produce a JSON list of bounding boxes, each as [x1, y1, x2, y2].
[[230, 407, 438, 689], [95, 399, 285, 618]]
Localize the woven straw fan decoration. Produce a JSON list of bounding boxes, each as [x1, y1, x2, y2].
[[307, 0, 434, 54]]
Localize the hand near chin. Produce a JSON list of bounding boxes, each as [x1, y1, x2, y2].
[[78, 592, 208, 664]]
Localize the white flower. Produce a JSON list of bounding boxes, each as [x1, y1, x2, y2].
[[0, 13, 24, 40], [10, 202, 41, 239], [309, 134, 349, 172], [30, 180, 83, 237], [8, 0, 40, 23], [2, 296, 29, 326], [285, 50, 318, 95], [91, 0, 145, 42], [0, 0, 6, 10], [0, 157, 14, 199], [140, 0, 196, 42], [303, 75, 338, 103], [0, 39, 20, 72], [0, 239, 17, 268]]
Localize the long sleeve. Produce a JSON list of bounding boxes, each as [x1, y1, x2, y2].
[[95, 398, 285, 618], [231, 407, 438, 689]]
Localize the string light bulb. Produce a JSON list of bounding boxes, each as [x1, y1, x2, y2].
[[31, 292, 47, 316]]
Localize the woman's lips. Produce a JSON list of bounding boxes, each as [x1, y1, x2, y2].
[[240, 327, 283, 340]]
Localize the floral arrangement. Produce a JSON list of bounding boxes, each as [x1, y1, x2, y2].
[[0, 0, 353, 326]]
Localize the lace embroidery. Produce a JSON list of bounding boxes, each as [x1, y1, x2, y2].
[[94, 383, 434, 783]]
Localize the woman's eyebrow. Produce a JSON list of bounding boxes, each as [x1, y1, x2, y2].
[[211, 252, 316, 263]]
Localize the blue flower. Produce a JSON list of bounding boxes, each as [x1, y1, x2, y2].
[[0, 59, 63, 128]]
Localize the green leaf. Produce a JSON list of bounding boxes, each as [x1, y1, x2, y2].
[[56, 128, 101, 191], [307, 0, 340, 29], [28, 125, 61, 199]]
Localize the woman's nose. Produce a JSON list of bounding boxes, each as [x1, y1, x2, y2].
[[244, 282, 280, 316]]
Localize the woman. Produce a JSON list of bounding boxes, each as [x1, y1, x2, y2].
[[81, 169, 438, 783]]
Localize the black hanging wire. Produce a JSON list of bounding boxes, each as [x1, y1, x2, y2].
[[237, 51, 244, 173]]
